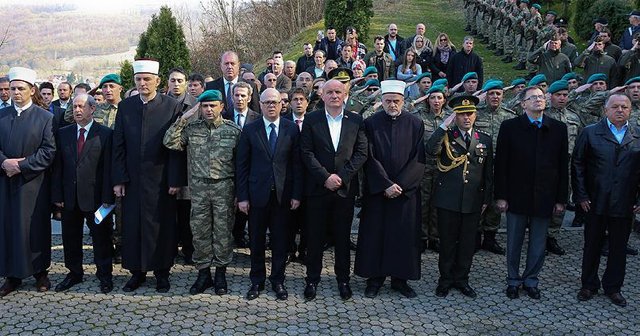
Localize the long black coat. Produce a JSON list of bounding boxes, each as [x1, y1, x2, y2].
[[355, 112, 425, 280], [446, 50, 484, 87], [572, 119, 640, 218], [494, 114, 569, 218], [0, 104, 56, 278], [112, 94, 186, 272]]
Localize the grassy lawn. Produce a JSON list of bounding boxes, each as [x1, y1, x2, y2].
[[278, 0, 527, 83]]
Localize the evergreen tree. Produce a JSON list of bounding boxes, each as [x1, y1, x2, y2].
[[573, 0, 594, 41], [324, 0, 374, 42], [135, 6, 190, 87], [119, 60, 134, 91]]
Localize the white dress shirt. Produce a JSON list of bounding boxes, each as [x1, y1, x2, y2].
[[325, 110, 343, 151], [15, 101, 33, 117], [77, 120, 94, 139], [263, 116, 280, 137]]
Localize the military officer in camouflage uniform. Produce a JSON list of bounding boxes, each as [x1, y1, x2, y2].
[[163, 90, 241, 295], [500, 0, 519, 63], [561, 72, 580, 91], [545, 80, 584, 255], [474, 80, 516, 254], [413, 85, 449, 252], [515, 2, 539, 71], [93, 74, 124, 263], [567, 73, 610, 126], [527, 35, 572, 84]]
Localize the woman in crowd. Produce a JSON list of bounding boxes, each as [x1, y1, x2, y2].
[[397, 49, 423, 82], [431, 33, 456, 80]]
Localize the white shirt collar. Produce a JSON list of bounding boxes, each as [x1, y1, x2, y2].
[[325, 109, 344, 121], [15, 101, 33, 116], [77, 119, 94, 135], [263, 116, 280, 128], [224, 77, 238, 87]]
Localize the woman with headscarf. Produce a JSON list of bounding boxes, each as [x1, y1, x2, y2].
[[412, 35, 433, 79], [431, 33, 456, 80]]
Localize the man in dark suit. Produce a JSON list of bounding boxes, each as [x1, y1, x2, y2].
[[52, 94, 114, 293], [205, 51, 260, 115], [221, 81, 260, 248], [494, 86, 569, 300], [51, 81, 72, 111], [300, 79, 368, 301], [236, 88, 302, 301], [572, 93, 640, 307]]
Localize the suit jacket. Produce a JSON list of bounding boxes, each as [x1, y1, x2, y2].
[[52, 122, 114, 212], [205, 77, 260, 114], [300, 109, 368, 198], [572, 119, 640, 217], [50, 105, 70, 135], [427, 126, 493, 213], [222, 108, 260, 128], [446, 50, 484, 88], [494, 114, 569, 217], [236, 117, 302, 207]]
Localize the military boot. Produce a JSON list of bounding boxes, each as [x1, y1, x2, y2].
[[546, 236, 566, 255], [482, 232, 505, 255], [189, 268, 213, 295], [513, 61, 526, 70], [213, 266, 228, 295]]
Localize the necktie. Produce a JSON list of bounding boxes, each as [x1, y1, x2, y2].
[[77, 128, 86, 158], [226, 82, 234, 108], [295, 119, 302, 131], [1, 102, 7, 108], [236, 113, 244, 128], [464, 132, 471, 149], [268, 123, 277, 153], [533, 120, 541, 128]]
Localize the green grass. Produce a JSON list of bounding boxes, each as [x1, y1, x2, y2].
[[277, 0, 526, 83]]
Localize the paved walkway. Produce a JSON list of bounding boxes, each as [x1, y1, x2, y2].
[[1, 219, 639, 335]]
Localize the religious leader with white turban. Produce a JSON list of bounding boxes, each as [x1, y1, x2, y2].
[[0, 67, 57, 296], [112, 59, 186, 293], [355, 80, 426, 299]]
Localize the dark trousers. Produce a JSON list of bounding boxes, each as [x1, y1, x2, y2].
[[288, 203, 307, 254], [506, 213, 549, 287], [61, 206, 113, 280], [248, 190, 291, 285], [305, 193, 355, 284], [437, 208, 480, 287], [233, 210, 248, 242], [582, 213, 632, 294], [176, 199, 194, 257]]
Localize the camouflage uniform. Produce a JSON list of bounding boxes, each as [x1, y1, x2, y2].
[[163, 116, 241, 270], [567, 90, 608, 126], [413, 105, 446, 248], [502, 1, 518, 57], [523, 12, 543, 71], [475, 103, 516, 235]]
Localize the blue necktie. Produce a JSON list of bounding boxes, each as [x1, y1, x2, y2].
[[268, 123, 277, 153], [226, 82, 234, 109], [533, 120, 541, 128]]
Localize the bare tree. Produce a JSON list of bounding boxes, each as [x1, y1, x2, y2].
[[0, 26, 11, 51]]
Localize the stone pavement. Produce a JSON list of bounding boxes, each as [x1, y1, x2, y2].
[[1, 217, 640, 335]]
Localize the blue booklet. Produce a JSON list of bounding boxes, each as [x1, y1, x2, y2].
[[94, 204, 116, 224]]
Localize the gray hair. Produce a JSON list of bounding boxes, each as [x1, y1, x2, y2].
[[463, 36, 474, 43], [605, 93, 631, 108], [73, 93, 96, 108]]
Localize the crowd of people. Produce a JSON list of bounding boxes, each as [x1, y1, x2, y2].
[[1, 5, 640, 309]]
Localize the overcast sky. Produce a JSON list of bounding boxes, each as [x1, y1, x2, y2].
[[1, 0, 198, 14]]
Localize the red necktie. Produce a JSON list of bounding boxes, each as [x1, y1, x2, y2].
[[77, 128, 86, 158], [295, 119, 302, 131]]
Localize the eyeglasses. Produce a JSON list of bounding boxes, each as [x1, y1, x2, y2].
[[440, 38, 447, 42], [260, 100, 281, 106], [267, 79, 277, 82], [524, 95, 545, 102], [313, 86, 320, 90]]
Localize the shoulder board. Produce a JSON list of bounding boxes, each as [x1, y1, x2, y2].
[[476, 129, 491, 136], [501, 106, 517, 115], [222, 119, 242, 130]]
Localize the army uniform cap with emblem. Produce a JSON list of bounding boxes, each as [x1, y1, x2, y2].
[[328, 67, 354, 83], [448, 95, 480, 114]]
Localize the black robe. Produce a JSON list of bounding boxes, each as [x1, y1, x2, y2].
[[355, 111, 426, 280], [0, 104, 56, 278], [112, 94, 186, 272]]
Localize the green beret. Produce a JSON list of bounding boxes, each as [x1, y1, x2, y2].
[[521, 0, 530, 3], [364, 79, 381, 88], [625, 76, 640, 85], [414, 72, 432, 82], [462, 72, 478, 82], [482, 80, 504, 92], [532, 4, 541, 10], [433, 78, 448, 87], [546, 10, 558, 17], [427, 84, 446, 95], [99, 74, 122, 87], [547, 80, 569, 94], [561, 72, 578, 81], [528, 74, 548, 87], [448, 95, 479, 113], [197, 89, 223, 102], [363, 66, 378, 76], [511, 78, 526, 86], [587, 73, 607, 84]]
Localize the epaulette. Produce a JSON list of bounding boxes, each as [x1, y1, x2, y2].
[[222, 119, 242, 131], [476, 129, 491, 137], [501, 105, 517, 115]]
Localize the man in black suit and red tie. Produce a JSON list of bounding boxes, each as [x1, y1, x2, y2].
[[300, 76, 368, 301], [52, 94, 115, 293], [236, 88, 303, 301]]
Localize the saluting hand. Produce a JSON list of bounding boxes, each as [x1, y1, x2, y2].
[[441, 112, 456, 129], [181, 103, 200, 121]]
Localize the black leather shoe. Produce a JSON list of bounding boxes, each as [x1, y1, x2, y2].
[[285, 252, 297, 264], [513, 62, 526, 70], [338, 282, 352, 300], [156, 276, 170, 293], [482, 240, 506, 255], [577, 288, 596, 301], [435, 285, 450, 298], [272, 283, 288, 300], [455, 284, 477, 298], [523, 286, 541, 299], [35, 274, 51, 293], [213, 266, 228, 295], [122, 274, 146, 292], [246, 283, 265, 300], [99, 279, 113, 294], [364, 283, 382, 298], [606, 292, 627, 307], [546, 237, 566, 255], [113, 245, 122, 264], [349, 241, 357, 251], [0, 278, 21, 297], [304, 282, 317, 300], [55, 273, 83, 292], [391, 280, 417, 298], [428, 240, 440, 253], [626, 245, 638, 255], [506, 285, 519, 299], [295, 251, 307, 264], [189, 268, 213, 295]]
